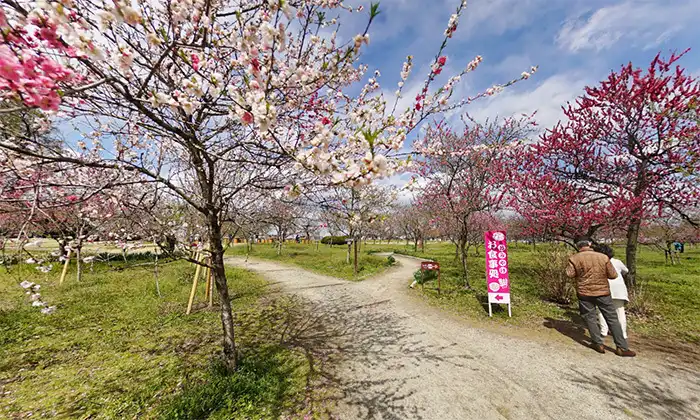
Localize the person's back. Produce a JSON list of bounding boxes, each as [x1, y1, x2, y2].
[[565, 238, 636, 357], [567, 246, 616, 297]]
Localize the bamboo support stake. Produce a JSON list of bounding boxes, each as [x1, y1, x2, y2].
[[207, 266, 214, 307], [204, 258, 211, 301], [186, 253, 202, 315], [59, 250, 72, 285]]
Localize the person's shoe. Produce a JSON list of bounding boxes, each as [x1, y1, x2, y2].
[[615, 348, 636, 357], [591, 343, 605, 354]]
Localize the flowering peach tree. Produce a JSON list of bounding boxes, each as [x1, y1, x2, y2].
[[511, 52, 700, 286], [1, 0, 535, 369], [413, 116, 534, 288]]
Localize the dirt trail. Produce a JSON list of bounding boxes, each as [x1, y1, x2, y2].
[[227, 255, 700, 420]]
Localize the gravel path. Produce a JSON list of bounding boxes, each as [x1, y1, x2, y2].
[[227, 255, 700, 420]]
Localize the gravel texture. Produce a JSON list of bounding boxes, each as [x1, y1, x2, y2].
[[227, 254, 700, 420]]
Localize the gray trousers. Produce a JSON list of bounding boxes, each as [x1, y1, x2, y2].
[[578, 294, 629, 350]]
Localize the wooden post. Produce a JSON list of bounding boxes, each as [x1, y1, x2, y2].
[[186, 253, 202, 315], [59, 250, 72, 285], [204, 258, 211, 302], [207, 265, 214, 307], [437, 269, 441, 295]]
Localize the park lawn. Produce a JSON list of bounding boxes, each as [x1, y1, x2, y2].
[[227, 242, 394, 281], [364, 242, 700, 345], [0, 257, 311, 419]]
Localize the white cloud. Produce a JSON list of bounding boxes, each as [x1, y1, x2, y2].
[[467, 73, 592, 130], [557, 0, 700, 52]]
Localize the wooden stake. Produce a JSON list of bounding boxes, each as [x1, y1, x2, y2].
[[186, 253, 202, 315], [204, 258, 211, 301], [207, 266, 214, 307], [59, 250, 72, 285]]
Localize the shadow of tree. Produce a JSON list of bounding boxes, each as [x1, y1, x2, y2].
[[569, 367, 700, 420], [239, 290, 475, 419]]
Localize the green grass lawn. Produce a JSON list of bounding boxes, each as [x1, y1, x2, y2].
[[363, 241, 700, 346], [227, 242, 394, 281], [0, 256, 311, 419]]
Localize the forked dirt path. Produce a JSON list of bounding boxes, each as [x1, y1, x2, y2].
[[226, 255, 700, 420]]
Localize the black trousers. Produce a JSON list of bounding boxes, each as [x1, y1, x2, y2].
[[578, 294, 629, 350]]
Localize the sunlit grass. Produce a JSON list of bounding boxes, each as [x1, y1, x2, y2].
[[227, 241, 394, 281], [363, 241, 700, 344], [0, 257, 309, 419]]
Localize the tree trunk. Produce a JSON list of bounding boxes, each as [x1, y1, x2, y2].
[[460, 239, 470, 289], [353, 238, 358, 276], [413, 238, 418, 252], [625, 217, 641, 290], [421, 237, 425, 253], [75, 244, 82, 283], [346, 242, 351, 264], [207, 215, 237, 372], [57, 238, 68, 258], [154, 251, 162, 298]]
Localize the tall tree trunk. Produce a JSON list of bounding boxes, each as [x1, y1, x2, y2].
[[154, 250, 162, 298], [460, 239, 470, 289], [625, 217, 641, 290], [420, 237, 425, 253], [346, 242, 351, 264], [75, 244, 82, 283], [207, 213, 237, 371], [413, 237, 418, 252], [57, 238, 67, 259], [353, 237, 358, 276]]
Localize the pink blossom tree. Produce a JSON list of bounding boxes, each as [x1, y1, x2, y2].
[[414, 117, 534, 288], [512, 52, 700, 286], [1, 0, 535, 370]]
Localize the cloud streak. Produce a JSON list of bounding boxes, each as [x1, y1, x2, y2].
[[556, 0, 700, 52]]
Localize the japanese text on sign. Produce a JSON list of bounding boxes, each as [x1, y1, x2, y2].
[[485, 230, 510, 305]]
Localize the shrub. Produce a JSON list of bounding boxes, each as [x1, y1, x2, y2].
[[533, 245, 575, 304], [412, 269, 437, 285], [320, 236, 349, 245], [386, 255, 396, 265], [627, 281, 655, 319]]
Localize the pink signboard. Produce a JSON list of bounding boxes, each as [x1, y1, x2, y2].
[[485, 230, 511, 317]]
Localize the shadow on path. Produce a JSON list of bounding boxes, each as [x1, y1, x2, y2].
[[240, 290, 474, 419], [569, 367, 700, 420]]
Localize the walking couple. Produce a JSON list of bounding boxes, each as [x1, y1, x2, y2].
[[566, 238, 636, 357]]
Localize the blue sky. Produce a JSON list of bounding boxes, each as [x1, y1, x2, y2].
[[353, 0, 700, 197], [347, 0, 700, 130]]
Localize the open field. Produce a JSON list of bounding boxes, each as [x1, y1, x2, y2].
[[227, 242, 394, 281], [0, 256, 310, 419], [362, 241, 700, 345]]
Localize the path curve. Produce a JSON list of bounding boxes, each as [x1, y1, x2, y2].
[[227, 255, 700, 420]]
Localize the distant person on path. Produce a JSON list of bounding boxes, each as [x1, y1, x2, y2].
[[566, 238, 636, 357], [592, 244, 629, 339]]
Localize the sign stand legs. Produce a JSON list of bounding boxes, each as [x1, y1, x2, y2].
[[488, 302, 492, 317], [508, 303, 512, 317]]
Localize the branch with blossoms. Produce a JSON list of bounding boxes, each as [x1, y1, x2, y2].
[[0, 0, 539, 371]]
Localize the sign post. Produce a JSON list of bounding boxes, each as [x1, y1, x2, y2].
[[485, 231, 511, 317], [420, 261, 441, 294]]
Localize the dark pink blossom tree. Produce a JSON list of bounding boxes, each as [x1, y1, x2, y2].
[[513, 52, 700, 286]]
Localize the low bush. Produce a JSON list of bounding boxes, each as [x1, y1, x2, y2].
[[386, 255, 396, 265], [412, 269, 437, 285], [320, 236, 349, 245], [533, 245, 575, 304], [627, 281, 655, 319]]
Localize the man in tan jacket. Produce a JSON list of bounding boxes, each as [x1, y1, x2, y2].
[[566, 238, 636, 357]]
